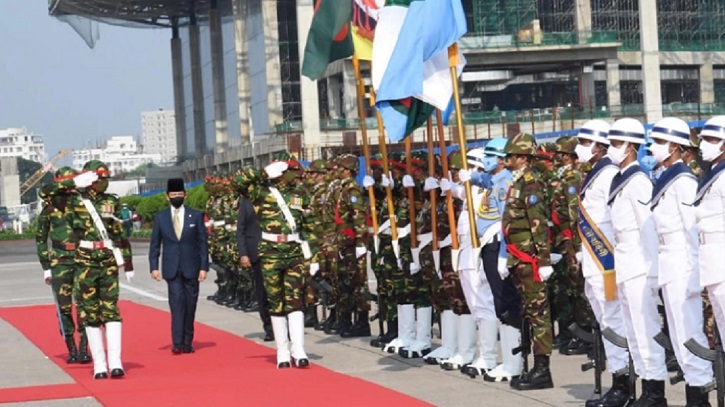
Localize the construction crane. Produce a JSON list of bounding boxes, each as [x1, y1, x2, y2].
[[19, 149, 71, 197]]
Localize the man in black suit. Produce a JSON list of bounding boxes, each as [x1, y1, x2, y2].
[[149, 178, 209, 354], [236, 194, 274, 341]]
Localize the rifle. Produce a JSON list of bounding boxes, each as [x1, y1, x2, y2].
[[308, 276, 334, 322], [602, 327, 637, 405], [654, 330, 685, 385], [571, 322, 605, 397], [512, 317, 531, 373], [685, 327, 724, 407]]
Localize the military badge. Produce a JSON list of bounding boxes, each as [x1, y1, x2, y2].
[[527, 195, 538, 205], [567, 186, 576, 195]]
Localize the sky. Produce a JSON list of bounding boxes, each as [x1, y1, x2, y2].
[[0, 2, 173, 164]]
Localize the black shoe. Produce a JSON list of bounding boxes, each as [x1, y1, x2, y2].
[[665, 351, 680, 372], [304, 307, 318, 328], [183, 346, 195, 354], [295, 358, 310, 368], [511, 355, 554, 391], [585, 374, 630, 407], [94, 372, 108, 380], [110, 368, 125, 378], [553, 330, 573, 349], [263, 331, 275, 342], [316, 311, 336, 332], [631, 379, 666, 407], [560, 338, 593, 356], [64, 336, 79, 364], [77, 335, 93, 364], [172, 347, 183, 355], [243, 300, 259, 313], [340, 322, 372, 338], [277, 361, 291, 369], [685, 384, 710, 407], [207, 290, 220, 301], [371, 320, 398, 348]]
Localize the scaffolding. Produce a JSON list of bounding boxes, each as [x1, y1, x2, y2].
[[656, 0, 725, 51]]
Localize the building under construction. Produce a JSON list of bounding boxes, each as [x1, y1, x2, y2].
[[49, 0, 725, 177]]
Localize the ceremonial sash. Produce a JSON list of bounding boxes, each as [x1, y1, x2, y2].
[[505, 237, 541, 283], [694, 162, 725, 206], [607, 165, 647, 205], [649, 162, 696, 208], [577, 200, 616, 299]]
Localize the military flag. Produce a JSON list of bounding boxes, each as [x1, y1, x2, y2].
[[301, 0, 354, 80]]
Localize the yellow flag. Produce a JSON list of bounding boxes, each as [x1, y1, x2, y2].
[[352, 0, 383, 61]]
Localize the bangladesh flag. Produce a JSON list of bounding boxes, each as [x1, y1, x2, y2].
[[377, 98, 435, 142], [301, 0, 354, 80]]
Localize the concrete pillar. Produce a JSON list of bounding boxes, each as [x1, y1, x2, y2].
[[296, 0, 321, 159], [579, 65, 596, 110], [700, 60, 715, 105], [575, 0, 592, 44], [170, 21, 188, 162], [209, 0, 228, 154], [639, 0, 662, 122], [342, 61, 358, 120], [189, 14, 207, 157], [233, 0, 251, 145], [262, 0, 282, 130], [606, 59, 621, 110]]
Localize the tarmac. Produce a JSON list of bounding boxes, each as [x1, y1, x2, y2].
[[0, 239, 692, 406]]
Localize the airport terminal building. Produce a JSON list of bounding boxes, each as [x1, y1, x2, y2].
[[50, 0, 725, 178]]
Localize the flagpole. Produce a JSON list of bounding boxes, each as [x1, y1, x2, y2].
[[404, 135, 418, 248], [447, 44, 479, 249], [352, 54, 379, 252], [436, 109, 458, 250], [426, 118, 438, 252]]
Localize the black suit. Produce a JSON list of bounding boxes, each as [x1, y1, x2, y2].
[[149, 206, 209, 349], [235, 197, 271, 335]]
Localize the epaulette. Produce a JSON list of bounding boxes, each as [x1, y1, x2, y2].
[[523, 172, 534, 182]]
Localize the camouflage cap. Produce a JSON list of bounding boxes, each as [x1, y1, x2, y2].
[[82, 160, 110, 177], [447, 150, 464, 170], [308, 159, 327, 173], [554, 136, 577, 154], [281, 160, 304, 183], [536, 142, 556, 160], [337, 154, 359, 173], [504, 133, 537, 156], [54, 166, 77, 181], [689, 129, 701, 148]]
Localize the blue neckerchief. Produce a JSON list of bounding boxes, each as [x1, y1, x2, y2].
[[649, 162, 696, 207], [580, 157, 617, 199], [694, 162, 725, 206], [608, 164, 648, 205]]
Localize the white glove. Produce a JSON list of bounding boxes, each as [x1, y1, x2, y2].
[[423, 177, 439, 192], [397, 258, 403, 269], [575, 251, 583, 263], [73, 171, 99, 188], [43, 269, 52, 283], [355, 246, 367, 259], [310, 263, 320, 276], [381, 172, 394, 188], [458, 169, 472, 183], [440, 178, 452, 192], [498, 257, 509, 279], [550, 253, 563, 265], [539, 266, 554, 282], [402, 175, 415, 188], [362, 175, 375, 188], [264, 161, 288, 179], [410, 262, 420, 275], [125, 271, 135, 283]]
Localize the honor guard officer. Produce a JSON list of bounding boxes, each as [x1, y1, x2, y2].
[[607, 118, 667, 406]]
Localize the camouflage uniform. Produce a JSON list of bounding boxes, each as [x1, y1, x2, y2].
[[502, 133, 554, 390], [441, 152, 470, 316], [317, 163, 342, 332], [36, 166, 91, 364], [303, 160, 328, 327]]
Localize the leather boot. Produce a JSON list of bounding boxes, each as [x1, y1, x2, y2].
[[85, 326, 108, 379], [423, 310, 457, 365], [207, 265, 225, 301], [462, 319, 499, 377], [304, 306, 318, 328], [685, 384, 710, 407], [77, 334, 93, 364], [560, 337, 593, 356], [106, 322, 125, 378], [234, 289, 248, 311], [631, 379, 667, 407], [316, 309, 336, 332], [330, 312, 352, 336], [341, 311, 371, 338], [553, 329, 573, 349], [64, 336, 79, 364], [371, 318, 398, 348], [288, 311, 309, 367], [384, 304, 415, 354], [243, 291, 259, 312], [400, 307, 432, 358], [586, 373, 630, 407], [511, 355, 554, 391], [271, 316, 291, 368]]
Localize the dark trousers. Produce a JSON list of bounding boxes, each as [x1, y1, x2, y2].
[[253, 261, 272, 335], [481, 238, 522, 328], [167, 274, 200, 347]]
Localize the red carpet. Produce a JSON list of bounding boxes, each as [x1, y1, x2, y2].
[[0, 300, 432, 406]]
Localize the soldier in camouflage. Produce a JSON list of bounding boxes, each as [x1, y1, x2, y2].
[[36, 166, 92, 365], [302, 159, 328, 328], [317, 160, 343, 333], [502, 133, 554, 391], [42, 160, 134, 379]]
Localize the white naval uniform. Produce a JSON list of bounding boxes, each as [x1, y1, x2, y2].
[[580, 159, 630, 373], [695, 163, 725, 342], [610, 162, 667, 381], [652, 161, 712, 386]]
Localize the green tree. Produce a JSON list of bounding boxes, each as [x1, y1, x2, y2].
[[185, 185, 208, 212], [135, 193, 169, 223]]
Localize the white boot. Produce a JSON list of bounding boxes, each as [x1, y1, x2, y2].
[[105, 321, 125, 378], [287, 311, 309, 368], [441, 313, 477, 370], [401, 306, 432, 358], [384, 304, 415, 353], [85, 326, 107, 379], [484, 323, 524, 382], [271, 316, 291, 368], [424, 310, 458, 365], [463, 318, 499, 377]]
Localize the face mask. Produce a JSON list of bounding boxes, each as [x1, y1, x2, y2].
[[482, 156, 498, 172], [170, 197, 185, 208], [575, 143, 594, 163], [649, 141, 671, 164], [607, 143, 629, 165], [700, 139, 725, 162]]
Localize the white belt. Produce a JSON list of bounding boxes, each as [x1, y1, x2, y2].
[[657, 231, 686, 246], [438, 234, 452, 249], [699, 232, 725, 245], [79, 239, 114, 250], [614, 230, 640, 244], [368, 227, 375, 234], [212, 220, 226, 227], [381, 224, 411, 238], [224, 224, 237, 232], [261, 232, 300, 243], [416, 232, 434, 249]]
